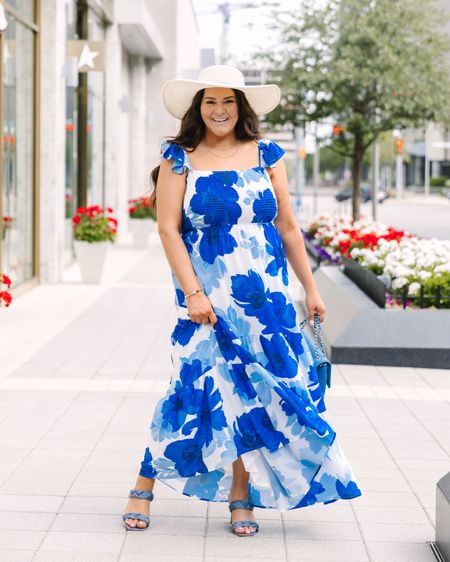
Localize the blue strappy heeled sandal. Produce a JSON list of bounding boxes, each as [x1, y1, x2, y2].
[[228, 499, 259, 537], [122, 488, 154, 531]]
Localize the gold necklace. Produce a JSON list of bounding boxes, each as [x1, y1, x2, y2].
[[205, 142, 239, 159]]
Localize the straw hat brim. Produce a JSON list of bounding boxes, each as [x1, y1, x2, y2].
[[162, 79, 281, 119]]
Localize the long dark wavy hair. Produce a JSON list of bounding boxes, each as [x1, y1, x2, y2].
[[148, 88, 262, 211]]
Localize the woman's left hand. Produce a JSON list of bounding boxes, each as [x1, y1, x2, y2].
[[305, 290, 326, 323]]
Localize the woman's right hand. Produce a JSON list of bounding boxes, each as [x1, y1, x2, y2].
[[187, 292, 218, 325]]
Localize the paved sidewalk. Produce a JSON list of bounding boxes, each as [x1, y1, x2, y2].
[[0, 234, 448, 561]]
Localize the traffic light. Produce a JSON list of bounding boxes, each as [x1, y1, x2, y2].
[[298, 146, 306, 160], [394, 137, 404, 154]]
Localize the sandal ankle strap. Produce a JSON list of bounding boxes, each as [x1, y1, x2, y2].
[[129, 489, 154, 501], [228, 499, 253, 512]]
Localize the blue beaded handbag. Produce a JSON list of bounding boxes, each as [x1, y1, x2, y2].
[[299, 313, 332, 396]]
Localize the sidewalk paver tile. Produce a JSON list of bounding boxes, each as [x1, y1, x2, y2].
[[285, 538, 369, 561], [204, 537, 285, 559], [34, 554, 117, 562], [284, 520, 362, 541], [0, 494, 64, 513], [0, 480, 73, 496], [121, 534, 204, 557], [50, 513, 124, 533], [0, 528, 46, 550], [0, 511, 55, 530], [353, 505, 430, 525], [0, 551, 35, 561], [60, 496, 125, 515], [39, 530, 124, 553], [366, 540, 438, 562], [359, 522, 434, 543]]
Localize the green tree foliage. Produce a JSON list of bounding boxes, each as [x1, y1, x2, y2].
[[261, 0, 450, 219]]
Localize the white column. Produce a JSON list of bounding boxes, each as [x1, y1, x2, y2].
[[38, 0, 66, 283], [129, 55, 147, 198], [104, 22, 127, 241]]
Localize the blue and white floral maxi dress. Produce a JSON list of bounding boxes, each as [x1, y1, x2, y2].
[[139, 138, 362, 511]]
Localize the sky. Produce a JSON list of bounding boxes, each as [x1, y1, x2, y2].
[[192, 0, 302, 65]]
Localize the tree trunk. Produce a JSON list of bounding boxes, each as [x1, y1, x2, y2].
[[352, 156, 362, 221], [352, 133, 364, 221]]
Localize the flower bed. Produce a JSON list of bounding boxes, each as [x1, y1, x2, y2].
[[304, 215, 408, 260], [303, 215, 450, 309]]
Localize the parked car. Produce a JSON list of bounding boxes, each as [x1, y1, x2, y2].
[[335, 185, 389, 203]]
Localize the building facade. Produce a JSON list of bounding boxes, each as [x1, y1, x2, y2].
[[0, 0, 199, 291]]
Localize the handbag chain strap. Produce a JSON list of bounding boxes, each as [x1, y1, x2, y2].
[[299, 313, 328, 362], [313, 314, 328, 361]]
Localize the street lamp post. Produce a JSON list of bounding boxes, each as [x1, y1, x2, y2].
[[313, 128, 320, 216], [294, 126, 305, 219], [393, 130, 404, 199], [371, 138, 380, 221], [424, 123, 430, 197]]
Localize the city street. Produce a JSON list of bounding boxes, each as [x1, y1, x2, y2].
[[299, 191, 450, 239], [0, 231, 448, 561]]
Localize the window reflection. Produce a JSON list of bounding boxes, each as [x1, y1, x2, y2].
[[1, 15, 35, 286], [86, 9, 105, 206], [64, 0, 78, 265], [5, 0, 34, 23]]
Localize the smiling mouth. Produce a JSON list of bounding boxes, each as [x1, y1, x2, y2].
[[212, 117, 229, 123]]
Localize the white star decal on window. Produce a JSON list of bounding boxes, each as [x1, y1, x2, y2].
[[78, 43, 98, 70]]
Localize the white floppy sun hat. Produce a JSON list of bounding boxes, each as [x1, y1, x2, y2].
[[162, 65, 281, 119]]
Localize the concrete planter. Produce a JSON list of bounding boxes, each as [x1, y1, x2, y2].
[[309, 266, 450, 368], [436, 472, 450, 562], [73, 240, 110, 284], [129, 218, 156, 249]]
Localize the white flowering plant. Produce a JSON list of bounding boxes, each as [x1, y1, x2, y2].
[[303, 214, 450, 308], [351, 238, 450, 307]]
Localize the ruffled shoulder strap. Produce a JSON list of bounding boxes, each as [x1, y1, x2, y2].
[[160, 140, 192, 174], [258, 138, 285, 168]]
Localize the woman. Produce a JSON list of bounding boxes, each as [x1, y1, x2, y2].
[[123, 65, 362, 537]]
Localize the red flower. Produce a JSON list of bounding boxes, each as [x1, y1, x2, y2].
[[0, 274, 12, 287], [107, 207, 114, 213], [72, 216, 81, 224], [0, 291, 12, 307], [108, 217, 118, 226]]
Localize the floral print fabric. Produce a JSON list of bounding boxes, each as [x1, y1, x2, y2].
[[139, 138, 362, 510]]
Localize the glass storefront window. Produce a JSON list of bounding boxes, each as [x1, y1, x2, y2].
[[87, 72, 105, 206], [63, 0, 78, 265], [1, 15, 35, 287], [86, 9, 105, 206], [5, 0, 34, 23]]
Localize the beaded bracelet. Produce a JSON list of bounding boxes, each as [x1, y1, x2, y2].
[[185, 288, 203, 299]]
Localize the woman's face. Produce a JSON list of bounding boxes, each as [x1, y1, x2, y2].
[[200, 87, 239, 138]]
